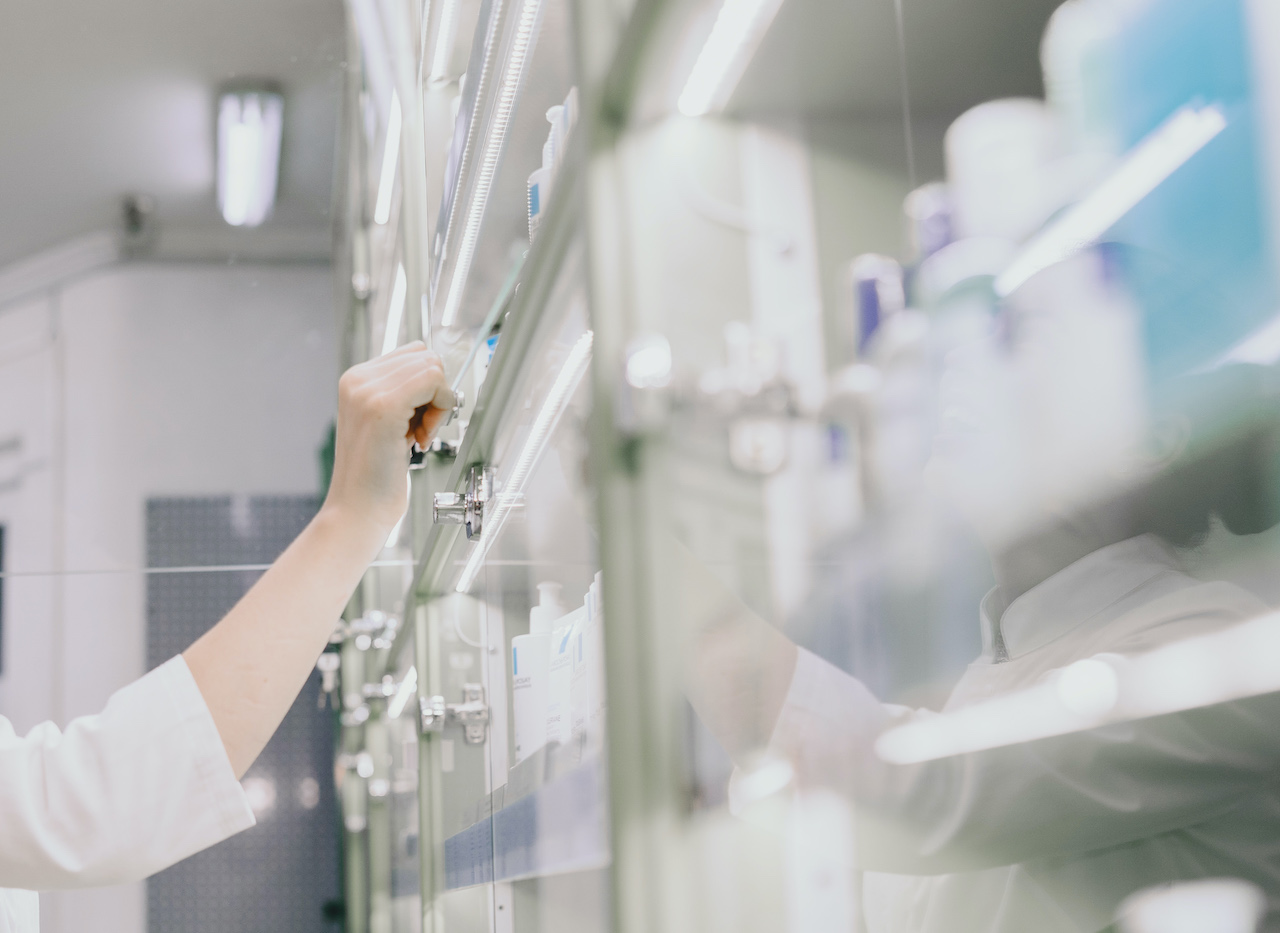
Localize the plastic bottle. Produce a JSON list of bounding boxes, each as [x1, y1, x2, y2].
[[545, 604, 583, 748], [570, 572, 606, 748], [850, 254, 906, 356], [527, 167, 549, 241], [526, 88, 579, 243], [904, 182, 953, 265], [511, 582, 564, 763], [945, 98, 1066, 244]]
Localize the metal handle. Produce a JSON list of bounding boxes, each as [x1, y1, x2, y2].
[[431, 465, 492, 539], [433, 491, 466, 523], [418, 683, 489, 744]]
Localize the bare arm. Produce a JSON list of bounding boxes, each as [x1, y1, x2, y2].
[[183, 341, 451, 778], [678, 540, 798, 762]]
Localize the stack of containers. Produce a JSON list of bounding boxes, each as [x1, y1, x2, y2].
[[510, 572, 606, 767]]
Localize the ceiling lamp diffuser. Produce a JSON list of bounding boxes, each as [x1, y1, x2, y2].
[[217, 90, 284, 227]]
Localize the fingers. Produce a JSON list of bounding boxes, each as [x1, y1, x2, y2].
[[380, 339, 427, 361], [364, 349, 449, 404], [407, 400, 450, 443], [340, 344, 455, 446], [393, 356, 454, 411]]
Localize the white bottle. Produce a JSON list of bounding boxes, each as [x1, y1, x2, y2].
[[545, 104, 564, 173], [511, 582, 563, 764], [527, 167, 549, 242], [945, 98, 1065, 244], [546, 603, 583, 748], [568, 580, 593, 743], [571, 571, 606, 747]]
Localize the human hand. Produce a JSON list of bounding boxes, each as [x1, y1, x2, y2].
[[323, 342, 454, 537]]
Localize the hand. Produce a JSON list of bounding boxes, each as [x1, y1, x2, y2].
[[323, 342, 454, 537]]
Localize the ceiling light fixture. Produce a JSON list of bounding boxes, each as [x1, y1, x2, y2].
[[677, 0, 786, 117], [217, 90, 284, 227], [374, 92, 402, 226]]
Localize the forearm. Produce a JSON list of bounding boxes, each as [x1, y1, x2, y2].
[[183, 503, 385, 777], [678, 541, 798, 762]]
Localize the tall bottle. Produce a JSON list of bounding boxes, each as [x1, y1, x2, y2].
[[511, 582, 564, 764], [546, 601, 584, 749], [570, 571, 606, 750]]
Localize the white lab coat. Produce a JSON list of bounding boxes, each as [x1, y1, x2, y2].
[[772, 534, 1280, 932], [0, 656, 255, 933]]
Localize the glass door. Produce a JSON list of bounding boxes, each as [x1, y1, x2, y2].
[[585, 0, 1280, 931]]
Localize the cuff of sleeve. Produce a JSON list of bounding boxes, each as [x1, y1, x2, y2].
[[154, 656, 256, 840], [767, 648, 890, 787]]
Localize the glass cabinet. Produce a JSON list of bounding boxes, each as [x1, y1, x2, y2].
[[327, 0, 1280, 931]]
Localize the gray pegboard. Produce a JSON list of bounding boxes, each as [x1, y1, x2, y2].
[[146, 496, 341, 933]]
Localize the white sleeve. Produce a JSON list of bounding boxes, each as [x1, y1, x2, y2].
[[0, 655, 256, 890], [772, 652, 1280, 874], [767, 648, 894, 788]]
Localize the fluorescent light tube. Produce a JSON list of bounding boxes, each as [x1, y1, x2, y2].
[[456, 330, 593, 593], [876, 606, 1280, 765], [374, 92, 402, 226], [994, 103, 1227, 297], [217, 91, 284, 227], [382, 264, 408, 355], [677, 0, 786, 117], [429, 0, 462, 82], [387, 666, 418, 719], [440, 0, 544, 327], [875, 658, 1121, 765]]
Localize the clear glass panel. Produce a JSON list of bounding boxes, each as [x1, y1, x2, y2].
[[389, 640, 424, 933], [335, 0, 1280, 932], [422, 239, 608, 932], [593, 1, 1280, 932]]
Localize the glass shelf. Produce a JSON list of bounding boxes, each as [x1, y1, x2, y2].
[[430, 0, 578, 334], [444, 755, 609, 888]]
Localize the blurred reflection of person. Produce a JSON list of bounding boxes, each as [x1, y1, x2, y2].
[[687, 360, 1280, 933], [0, 344, 451, 933]]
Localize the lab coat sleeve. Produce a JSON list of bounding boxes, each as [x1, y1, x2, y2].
[[772, 649, 1280, 875], [0, 655, 256, 890]]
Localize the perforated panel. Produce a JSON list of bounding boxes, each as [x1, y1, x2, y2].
[[146, 495, 341, 933]]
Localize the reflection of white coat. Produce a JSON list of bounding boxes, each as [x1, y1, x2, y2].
[[772, 535, 1280, 933], [0, 657, 254, 933]]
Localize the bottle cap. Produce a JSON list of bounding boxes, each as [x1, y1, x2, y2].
[[530, 581, 565, 634]]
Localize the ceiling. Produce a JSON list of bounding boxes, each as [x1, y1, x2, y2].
[[0, 0, 346, 270], [731, 0, 1063, 120]]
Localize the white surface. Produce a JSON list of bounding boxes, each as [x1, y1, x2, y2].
[[0, 260, 336, 933], [772, 534, 1280, 933], [740, 122, 827, 618], [0, 0, 343, 266], [0, 656, 255, 932], [1118, 878, 1265, 933]]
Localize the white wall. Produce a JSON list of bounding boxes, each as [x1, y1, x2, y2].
[[0, 261, 337, 933]]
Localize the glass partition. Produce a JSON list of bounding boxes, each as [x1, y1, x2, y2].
[[586, 1, 1280, 932], [333, 0, 1280, 932]]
